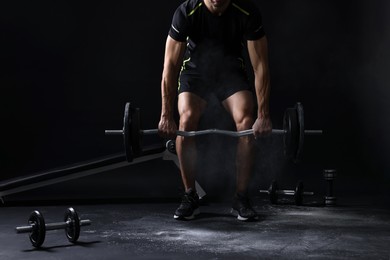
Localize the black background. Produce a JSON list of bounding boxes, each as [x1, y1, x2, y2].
[[1, 0, 389, 199]]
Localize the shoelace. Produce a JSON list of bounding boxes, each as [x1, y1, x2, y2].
[[181, 193, 196, 206], [238, 196, 253, 210]]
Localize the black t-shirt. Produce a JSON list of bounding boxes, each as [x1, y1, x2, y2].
[[168, 0, 265, 72]]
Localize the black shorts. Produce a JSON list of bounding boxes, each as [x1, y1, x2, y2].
[[178, 67, 252, 101]]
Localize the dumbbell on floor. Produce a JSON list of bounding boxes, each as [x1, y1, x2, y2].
[[324, 169, 337, 206], [260, 180, 314, 205], [15, 207, 91, 247]]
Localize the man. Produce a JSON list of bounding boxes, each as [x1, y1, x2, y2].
[[158, 0, 272, 221]]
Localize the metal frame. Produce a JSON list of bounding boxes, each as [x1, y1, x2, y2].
[[0, 151, 206, 203]]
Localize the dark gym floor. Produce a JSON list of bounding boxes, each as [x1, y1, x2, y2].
[[1, 196, 390, 260]]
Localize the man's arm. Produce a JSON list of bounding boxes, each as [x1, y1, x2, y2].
[[159, 35, 186, 137], [247, 36, 272, 136]]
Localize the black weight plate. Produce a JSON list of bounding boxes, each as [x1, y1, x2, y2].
[[269, 180, 278, 204], [294, 103, 304, 163], [64, 207, 80, 243], [166, 140, 176, 154], [124, 102, 133, 162], [131, 107, 142, 157], [283, 108, 298, 161], [28, 210, 46, 248], [283, 108, 292, 158], [294, 181, 304, 205]]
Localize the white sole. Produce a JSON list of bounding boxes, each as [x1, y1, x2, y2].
[[231, 208, 258, 221], [174, 208, 200, 220]]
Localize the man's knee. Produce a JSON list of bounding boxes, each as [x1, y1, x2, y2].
[[235, 115, 254, 132], [179, 110, 201, 131]]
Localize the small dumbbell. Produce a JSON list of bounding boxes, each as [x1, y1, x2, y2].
[[324, 169, 337, 206], [15, 207, 91, 247], [260, 180, 314, 205]]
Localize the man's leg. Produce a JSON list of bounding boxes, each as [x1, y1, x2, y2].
[[222, 90, 255, 194], [223, 90, 258, 221], [174, 92, 206, 220], [177, 92, 207, 191]]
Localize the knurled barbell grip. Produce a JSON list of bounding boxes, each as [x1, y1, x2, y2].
[[15, 219, 91, 233]]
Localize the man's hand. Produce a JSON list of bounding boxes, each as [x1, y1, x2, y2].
[[158, 116, 178, 139], [252, 117, 272, 138]]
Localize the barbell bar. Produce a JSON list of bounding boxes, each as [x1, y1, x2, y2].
[[105, 102, 322, 162], [107, 127, 322, 137]]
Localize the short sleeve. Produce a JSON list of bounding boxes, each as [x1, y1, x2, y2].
[[168, 5, 189, 42], [244, 4, 265, 40]]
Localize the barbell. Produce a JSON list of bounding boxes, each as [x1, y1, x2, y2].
[[105, 102, 322, 162]]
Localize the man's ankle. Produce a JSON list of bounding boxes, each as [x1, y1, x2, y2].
[[185, 188, 197, 195], [235, 190, 248, 198]]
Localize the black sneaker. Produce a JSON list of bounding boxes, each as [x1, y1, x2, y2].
[[174, 189, 200, 220], [231, 193, 258, 221]]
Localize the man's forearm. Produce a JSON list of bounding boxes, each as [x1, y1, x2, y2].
[[254, 67, 270, 119], [161, 68, 179, 119]]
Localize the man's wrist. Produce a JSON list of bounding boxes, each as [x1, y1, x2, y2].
[[257, 112, 270, 120], [160, 113, 174, 120]]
